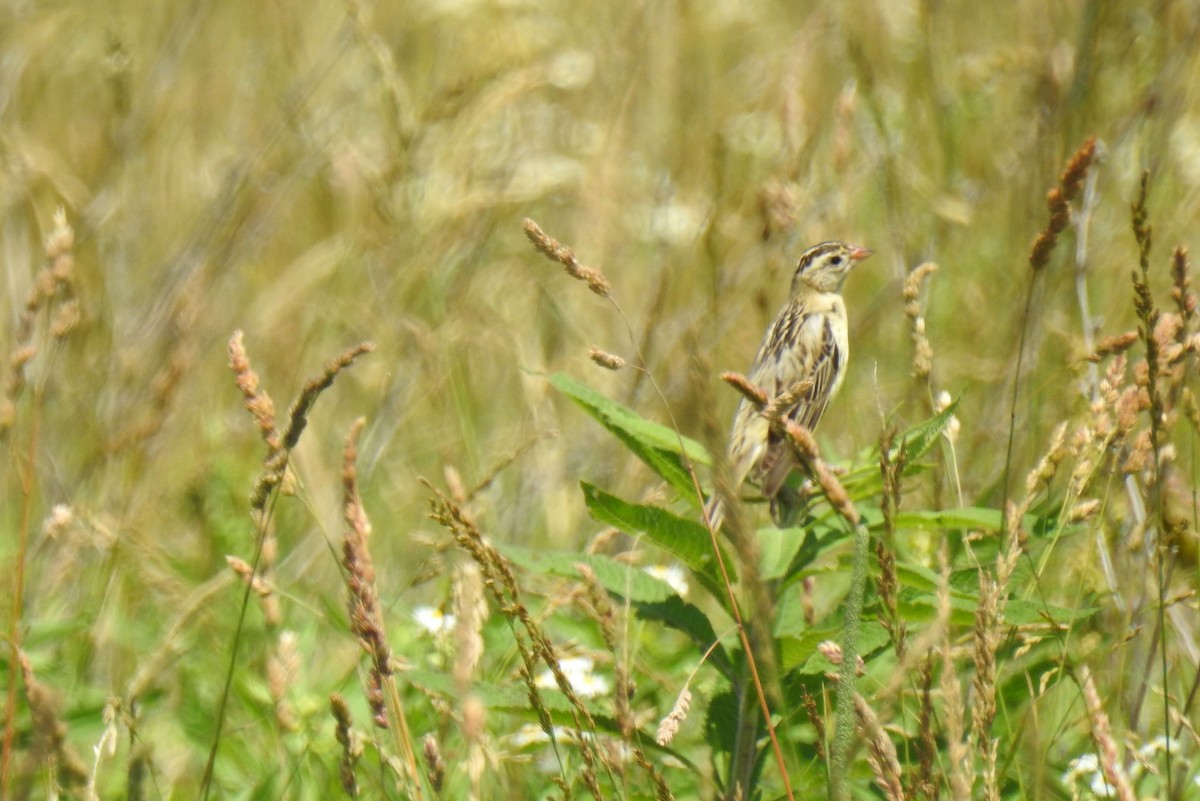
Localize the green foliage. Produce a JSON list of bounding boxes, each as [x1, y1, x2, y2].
[[3, 3, 1198, 799], [549, 372, 710, 501]]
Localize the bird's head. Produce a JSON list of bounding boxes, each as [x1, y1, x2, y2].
[[790, 241, 872, 295]]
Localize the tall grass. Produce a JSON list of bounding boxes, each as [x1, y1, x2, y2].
[[2, 1, 1199, 798]]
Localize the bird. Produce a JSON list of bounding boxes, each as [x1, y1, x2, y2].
[[705, 241, 871, 531]]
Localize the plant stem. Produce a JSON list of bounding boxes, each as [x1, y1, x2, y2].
[[830, 522, 870, 801]]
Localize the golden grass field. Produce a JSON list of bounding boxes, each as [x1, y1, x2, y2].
[[3, 1, 1200, 798]]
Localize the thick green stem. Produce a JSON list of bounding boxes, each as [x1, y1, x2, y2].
[[830, 523, 870, 801]]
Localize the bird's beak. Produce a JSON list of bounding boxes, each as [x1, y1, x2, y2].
[[849, 246, 872, 262]]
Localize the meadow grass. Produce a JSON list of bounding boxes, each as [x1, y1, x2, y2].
[[2, 2, 1200, 798]]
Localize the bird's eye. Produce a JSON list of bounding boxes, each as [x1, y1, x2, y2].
[[830, 256, 843, 266]]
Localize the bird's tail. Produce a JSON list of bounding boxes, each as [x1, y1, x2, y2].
[[702, 496, 725, 533]]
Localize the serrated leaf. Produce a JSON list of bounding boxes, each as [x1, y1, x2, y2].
[[581, 483, 732, 599], [548, 372, 709, 501], [898, 398, 960, 461]]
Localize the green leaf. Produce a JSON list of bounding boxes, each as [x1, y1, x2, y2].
[[548, 372, 709, 501], [894, 507, 1003, 531], [898, 398, 960, 462], [1005, 598, 1098, 626], [751, 525, 849, 584], [581, 482, 732, 597], [838, 401, 961, 495], [634, 596, 735, 679], [757, 527, 805, 580], [858, 505, 1041, 536], [779, 622, 891, 673], [500, 544, 676, 603]]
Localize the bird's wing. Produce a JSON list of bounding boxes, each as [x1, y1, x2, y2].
[[788, 314, 842, 430], [752, 310, 843, 496]]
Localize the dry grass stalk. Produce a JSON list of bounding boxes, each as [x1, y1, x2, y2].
[[800, 686, 826, 760], [330, 693, 361, 798], [423, 735, 446, 793], [342, 419, 425, 795], [1170, 246, 1194, 325], [2, 208, 78, 434], [1028, 137, 1099, 272], [228, 331, 281, 457], [656, 688, 692, 747], [782, 419, 860, 525], [589, 347, 626, 371], [938, 547, 972, 800], [971, 573, 1000, 801], [267, 630, 300, 731], [523, 217, 611, 297], [452, 562, 488, 690], [575, 563, 633, 738], [228, 335, 381, 749], [225, 555, 272, 599], [86, 698, 120, 801], [877, 427, 906, 659], [913, 658, 937, 801], [758, 179, 797, 240], [342, 419, 391, 727], [282, 341, 375, 449], [1023, 421, 1069, 501], [1077, 665, 1136, 801], [17, 649, 88, 791], [720, 370, 767, 408], [634, 751, 676, 801], [903, 262, 938, 381], [855, 695, 904, 801], [1086, 331, 1139, 362], [426, 483, 609, 800], [719, 368, 861, 801], [229, 332, 374, 511]]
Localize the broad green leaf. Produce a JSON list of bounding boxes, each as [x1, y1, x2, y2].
[[549, 372, 709, 501], [753, 525, 851, 586], [634, 595, 735, 679], [757, 526, 807, 580], [582, 483, 713, 570], [500, 544, 676, 603], [779, 622, 891, 673], [581, 482, 732, 599]]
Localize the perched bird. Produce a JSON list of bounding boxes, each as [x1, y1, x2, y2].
[[706, 241, 871, 531]]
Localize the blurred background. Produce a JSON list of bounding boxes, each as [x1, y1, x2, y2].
[[2, 0, 1198, 794]]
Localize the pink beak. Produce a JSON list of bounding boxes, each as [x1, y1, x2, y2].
[[849, 246, 872, 262]]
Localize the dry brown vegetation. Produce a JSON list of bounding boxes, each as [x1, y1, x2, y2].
[[2, 2, 1200, 799]]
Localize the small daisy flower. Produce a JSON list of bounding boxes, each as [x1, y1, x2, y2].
[[536, 657, 609, 698], [644, 564, 689, 596], [412, 606, 456, 636]]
